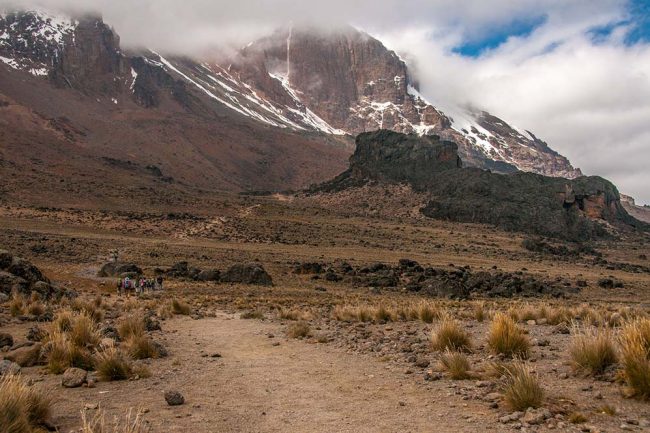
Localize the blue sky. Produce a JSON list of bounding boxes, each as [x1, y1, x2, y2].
[[453, 0, 650, 57]]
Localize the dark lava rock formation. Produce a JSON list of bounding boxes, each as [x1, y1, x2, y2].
[[315, 130, 647, 241], [0, 249, 71, 299], [293, 258, 579, 299]]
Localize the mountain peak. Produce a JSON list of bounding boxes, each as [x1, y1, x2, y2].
[[0, 8, 582, 179]]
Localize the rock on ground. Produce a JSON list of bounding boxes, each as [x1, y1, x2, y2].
[[164, 390, 185, 406], [62, 367, 87, 388]]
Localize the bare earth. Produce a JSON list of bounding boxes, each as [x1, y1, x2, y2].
[[33, 314, 484, 433]]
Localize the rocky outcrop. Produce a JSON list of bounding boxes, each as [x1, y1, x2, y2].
[[293, 259, 579, 298], [221, 263, 273, 286], [315, 130, 646, 241], [97, 262, 142, 278], [0, 249, 66, 298], [49, 15, 127, 93], [318, 130, 461, 191]]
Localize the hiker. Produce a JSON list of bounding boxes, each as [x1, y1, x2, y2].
[[156, 275, 164, 291], [117, 278, 123, 296]]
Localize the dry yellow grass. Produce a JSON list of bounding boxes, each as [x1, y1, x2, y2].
[[118, 314, 146, 340], [45, 330, 95, 374], [171, 299, 191, 315], [125, 335, 160, 360], [0, 374, 52, 433], [569, 325, 617, 375], [487, 313, 530, 358], [95, 348, 133, 381], [287, 321, 311, 339], [503, 362, 544, 411], [82, 408, 150, 433], [417, 301, 440, 324], [431, 316, 471, 352], [440, 350, 473, 380], [69, 313, 101, 348], [619, 318, 650, 398], [9, 293, 25, 317]]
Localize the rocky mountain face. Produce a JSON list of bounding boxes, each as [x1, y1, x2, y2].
[[316, 131, 645, 241], [224, 26, 582, 177], [1, 10, 583, 181], [0, 10, 350, 206]]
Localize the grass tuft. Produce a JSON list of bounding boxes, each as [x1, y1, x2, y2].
[[81, 408, 150, 433], [440, 350, 473, 380], [0, 374, 52, 433], [287, 321, 311, 339], [431, 316, 471, 352], [569, 325, 617, 375], [94, 348, 133, 381], [502, 362, 544, 411], [487, 313, 530, 358], [125, 335, 160, 360], [118, 314, 146, 340], [619, 318, 650, 399], [171, 299, 191, 316]]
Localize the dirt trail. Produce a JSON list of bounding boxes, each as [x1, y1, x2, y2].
[[50, 314, 490, 433]]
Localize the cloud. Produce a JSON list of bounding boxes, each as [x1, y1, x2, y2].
[[1, 0, 648, 202]]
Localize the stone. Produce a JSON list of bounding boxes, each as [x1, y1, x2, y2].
[[196, 269, 220, 282], [5, 342, 42, 367], [62, 368, 87, 388], [97, 262, 142, 278], [8, 257, 46, 284], [499, 412, 523, 424], [522, 408, 551, 425], [0, 359, 21, 375], [26, 326, 46, 342], [414, 357, 430, 368], [221, 263, 273, 286], [0, 332, 13, 348], [164, 390, 185, 406]]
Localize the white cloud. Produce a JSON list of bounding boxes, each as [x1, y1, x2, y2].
[[2, 0, 648, 202], [379, 6, 650, 203]]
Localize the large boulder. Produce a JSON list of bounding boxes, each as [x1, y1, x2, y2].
[[97, 262, 142, 277], [0, 271, 28, 295], [221, 263, 273, 286], [196, 269, 220, 282], [5, 342, 43, 367], [8, 257, 47, 284]]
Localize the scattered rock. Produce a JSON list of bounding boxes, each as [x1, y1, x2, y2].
[[522, 408, 551, 425], [0, 332, 13, 348], [26, 326, 46, 342], [164, 390, 185, 406], [62, 368, 87, 388], [0, 359, 21, 375], [414, 357, 430, 368]]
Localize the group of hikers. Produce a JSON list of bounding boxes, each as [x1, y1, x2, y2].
[[116, 275, 164, 296]]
